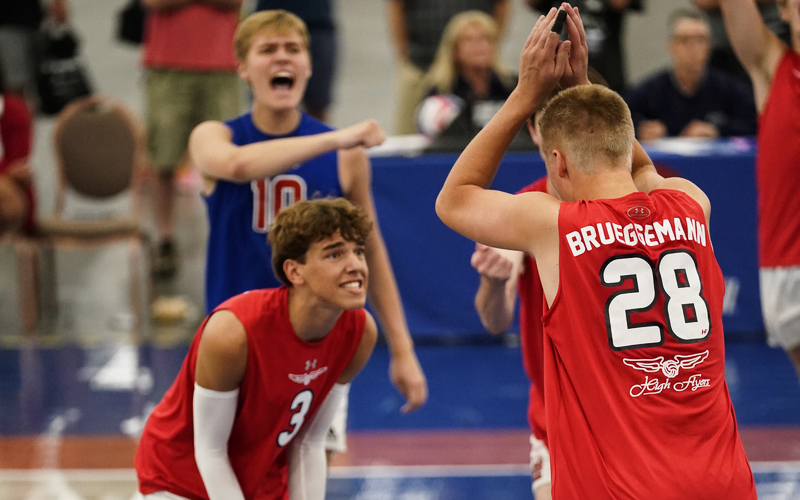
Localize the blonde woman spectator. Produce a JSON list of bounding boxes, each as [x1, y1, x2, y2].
[[388, 0, 509, 135], [417, 11, 515, 136]]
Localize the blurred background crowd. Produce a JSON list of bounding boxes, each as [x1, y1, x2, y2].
[[0, 0, 790, 372], [1, 0, 781, 243]]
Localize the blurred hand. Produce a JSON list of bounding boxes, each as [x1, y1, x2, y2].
[[471, 243, 515, 283], [7, 160, 33, 187], [389, 349, 428, 413], [559, 4, 591, 89], [0, 175, 27, 235], [680, 120, 719, 139], [514, 7, 571, 113], [336, 119, 387, 150], [638, 120, 668, 141]]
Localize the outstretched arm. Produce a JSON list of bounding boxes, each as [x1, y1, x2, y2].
[[340, 150, 428, 413], [472, 244, 524, 334], [718, 0, 787, 110], [189, 119, 386, 185]]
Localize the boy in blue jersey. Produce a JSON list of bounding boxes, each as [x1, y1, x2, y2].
[[187, 10, 428, 458]]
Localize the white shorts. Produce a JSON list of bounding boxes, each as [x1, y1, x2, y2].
[[529, 434, 551, 492], [760, 267, 800, 350], [325, 383, 349, 453]]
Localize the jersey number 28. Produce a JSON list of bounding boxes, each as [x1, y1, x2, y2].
[[251, 175, 307, 233], [601, 250, 711, 351]]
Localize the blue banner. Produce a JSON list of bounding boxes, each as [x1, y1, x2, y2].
[[370, 138, 763, 341]]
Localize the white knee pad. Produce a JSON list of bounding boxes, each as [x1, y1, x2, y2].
[[324, 383, 349, 453]]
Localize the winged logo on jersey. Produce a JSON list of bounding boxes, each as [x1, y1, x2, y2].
[[623, 350, 709, 379], [288, 367, 328, 386]]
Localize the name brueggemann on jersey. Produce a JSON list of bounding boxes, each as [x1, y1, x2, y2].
[[566, 217, 707, 257]]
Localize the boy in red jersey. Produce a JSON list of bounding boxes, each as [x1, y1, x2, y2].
[[439, 5, 756, 499], [471, 67, 609, 500], [190, 12, 427, 457], [135, 198, 378, 500], [717, 0, 800, 383]]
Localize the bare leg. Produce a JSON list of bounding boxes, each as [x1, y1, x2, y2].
[[152, 170, 177, 278], [154, 171, 175, 242]]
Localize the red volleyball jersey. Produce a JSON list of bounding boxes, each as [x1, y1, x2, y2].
[[135, 287, 366, 500], [542, 190, 755, 500], [756, 49, 800, 267], [516, 177, 548, 445]]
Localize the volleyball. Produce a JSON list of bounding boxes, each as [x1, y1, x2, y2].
[[415, 94, 464, 138]]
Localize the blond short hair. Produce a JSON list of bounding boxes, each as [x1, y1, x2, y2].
[[538, 85, 635, 173], [268, 198, 373, 286], [233, 10, 310, 62]]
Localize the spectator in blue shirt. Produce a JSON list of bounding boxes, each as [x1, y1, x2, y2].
[[624, 8, 757, 141]]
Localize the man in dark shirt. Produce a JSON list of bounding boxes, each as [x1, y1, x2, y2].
[[526, 0, 643, 93], [624, 8, 756, 140]]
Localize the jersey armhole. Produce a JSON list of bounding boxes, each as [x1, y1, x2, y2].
[[541, 207, 565, 324]]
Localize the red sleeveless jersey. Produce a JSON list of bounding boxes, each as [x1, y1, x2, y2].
[[135, 287, 366, 500], [543, 190, 755, 500], [756, 49, 800, 267], [516, 177, 548, 444]]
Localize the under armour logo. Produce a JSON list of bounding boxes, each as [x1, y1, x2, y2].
[[305, 359, 317, 371]]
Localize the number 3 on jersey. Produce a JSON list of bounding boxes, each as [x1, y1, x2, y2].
[[251, 175, 308, 233], [277, 389, 313, 447], [601, 250, 711, 351]]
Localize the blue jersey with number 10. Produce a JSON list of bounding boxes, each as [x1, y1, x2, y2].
[[204, 112, 343, 313]]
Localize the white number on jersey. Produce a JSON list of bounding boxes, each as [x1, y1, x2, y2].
[[277, 389, 313, 447], [251, 174, 308, 233], [601, 250, 711, 351]]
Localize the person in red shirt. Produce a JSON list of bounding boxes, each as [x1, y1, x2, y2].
[[439, 5, 755, 499], [471, 69, 607, 500], [135, 198, 378, 500], [141, 0, 243, 278], [717, 0, 800, 384], [0, 76, 35, 236]]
